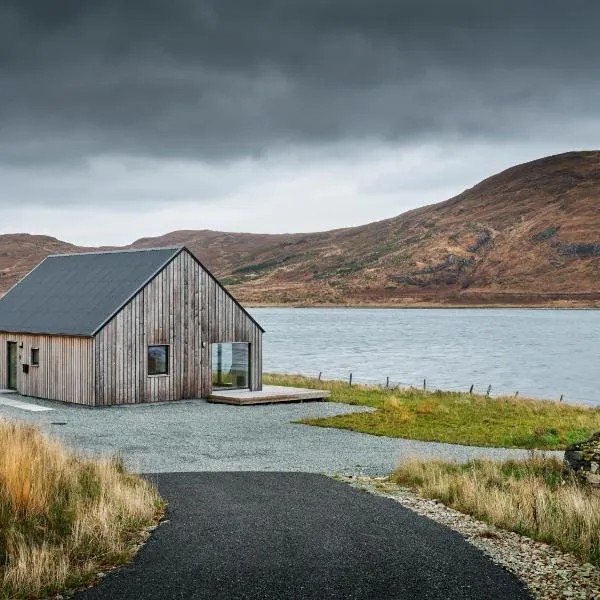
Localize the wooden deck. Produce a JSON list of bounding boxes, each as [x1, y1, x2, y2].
[[208, 385, 331, 406]]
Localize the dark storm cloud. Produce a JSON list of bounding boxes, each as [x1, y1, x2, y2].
[[1, 0, 599, 164]]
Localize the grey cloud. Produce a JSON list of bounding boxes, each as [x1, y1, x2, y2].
[[0, 0, 599, 167]]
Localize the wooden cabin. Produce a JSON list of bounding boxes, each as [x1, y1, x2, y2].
[[0, 247, 263, 406]]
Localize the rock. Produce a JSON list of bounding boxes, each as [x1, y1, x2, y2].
[[564, 432, 600, 486]]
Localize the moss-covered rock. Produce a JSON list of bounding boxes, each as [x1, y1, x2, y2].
[[564, 432, 600, 486]]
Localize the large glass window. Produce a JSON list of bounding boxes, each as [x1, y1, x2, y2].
[[212, 343, 250, 389], [148, 345, 169, 376]]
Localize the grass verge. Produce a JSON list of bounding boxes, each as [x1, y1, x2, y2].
[[264, 373, 600, 450], [392, 455, 600, 566], [0, 421, 165, 599]]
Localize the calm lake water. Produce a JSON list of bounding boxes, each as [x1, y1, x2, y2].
[[249, 308, 600, 405]]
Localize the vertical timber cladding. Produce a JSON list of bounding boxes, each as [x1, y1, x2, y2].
[[0, 332, 94, 405], [202, 261, 263, 395], [94, 249, 262, 405]]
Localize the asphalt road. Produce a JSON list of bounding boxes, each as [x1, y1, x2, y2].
[[75, 473, 531, 600]]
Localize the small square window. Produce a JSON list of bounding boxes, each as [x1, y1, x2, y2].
[[31, 348, 39, 367], [148, 345, 169, 375]]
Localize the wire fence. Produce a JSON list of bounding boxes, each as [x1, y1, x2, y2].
[[289, 370, 600, 406]]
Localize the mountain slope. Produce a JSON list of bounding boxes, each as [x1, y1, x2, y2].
[[0, 234, 85, 293], [2, 151, 600, 306], [133, 151, 600, 305]]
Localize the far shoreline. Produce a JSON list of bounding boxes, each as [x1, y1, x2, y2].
[[246, 302, 600, 310]]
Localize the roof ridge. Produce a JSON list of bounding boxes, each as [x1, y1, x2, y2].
[[46, 246, 184, 258]]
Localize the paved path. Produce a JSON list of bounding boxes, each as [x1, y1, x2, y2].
[[75, 473, 531, 600], [0, 394, 54, 411], [0, 394, 555, 475]]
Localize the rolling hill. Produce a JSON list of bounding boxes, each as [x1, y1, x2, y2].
[[2, 151, 600, 307]]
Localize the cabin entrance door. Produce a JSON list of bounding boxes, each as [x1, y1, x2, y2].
[[6, 342, 17, 390]]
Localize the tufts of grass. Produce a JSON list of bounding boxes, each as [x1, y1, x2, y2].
[[0, 421, 164, 599], [264, 373, 600, 450], [392, 455, 600, 566]]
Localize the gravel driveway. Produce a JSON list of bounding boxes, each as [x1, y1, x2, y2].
[[0, 393, 558, 474]]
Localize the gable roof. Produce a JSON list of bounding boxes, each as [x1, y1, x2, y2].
[[0, 247, 182, 336], [0, 246, 265, 337]]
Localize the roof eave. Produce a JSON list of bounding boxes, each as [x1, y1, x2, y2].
[[0, 329, 94, 338]]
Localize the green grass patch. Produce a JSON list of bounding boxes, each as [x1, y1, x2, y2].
[[534, 226, 559, 241], [232, 257, 292, 275], [264, 374, 600, 450]]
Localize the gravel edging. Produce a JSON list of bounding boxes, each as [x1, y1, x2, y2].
[[340, 476, 600, 600], [0, 394, 557, 475]]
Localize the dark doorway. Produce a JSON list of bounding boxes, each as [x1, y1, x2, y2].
[[6, 342, 17, 390]]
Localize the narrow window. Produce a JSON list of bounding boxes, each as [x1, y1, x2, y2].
[[148, 345, 169, 376], [31, 348, 40, 367]]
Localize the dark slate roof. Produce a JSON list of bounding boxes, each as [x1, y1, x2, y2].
[[0, 247, 183, 336]]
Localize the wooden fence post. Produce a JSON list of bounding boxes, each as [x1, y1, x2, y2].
[[349, 373, 353, 386]]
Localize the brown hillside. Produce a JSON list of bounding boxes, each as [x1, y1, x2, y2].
[[2, 151, 600, 306], [0, 234, 85, 292], [132, 151, 600, 306]]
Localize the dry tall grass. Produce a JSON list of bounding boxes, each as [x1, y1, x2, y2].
[[393, 455, 600, 566], [0, 420, 164, 599]]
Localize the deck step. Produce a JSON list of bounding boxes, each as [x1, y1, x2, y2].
[[208, 385, 331, 406]]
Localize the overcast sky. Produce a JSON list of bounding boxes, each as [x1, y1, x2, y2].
[[1, 0, 599, 246]]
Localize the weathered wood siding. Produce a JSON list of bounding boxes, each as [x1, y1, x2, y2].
[[0, 333, 94, 405], [93, 249, 262, 405]]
